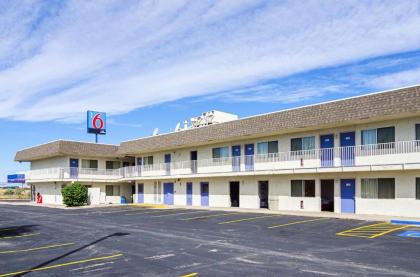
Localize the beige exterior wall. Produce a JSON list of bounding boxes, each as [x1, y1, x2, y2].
[[26, 116, 420, 218], [134, 116, 420, 169], [134, 170, 420, 217], [32, 182, 133, 205]]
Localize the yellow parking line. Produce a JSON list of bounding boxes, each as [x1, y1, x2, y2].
[[218, 215, 280, 225], [0, 253, 123, 277], [125, 209, 184, 216], [152, 210, 210, 218], [131, 203, 166, 209], [182, 273, 198, 277], [268, 218, 329, 229], [0, 233, 41, 240], [0, 243, 74, 254], [336, 222, 410, 239], [369, 225, 410, 238], [181, 213, 239, 221]]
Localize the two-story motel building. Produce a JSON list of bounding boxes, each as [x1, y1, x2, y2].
[[15, 85, 420, 217]]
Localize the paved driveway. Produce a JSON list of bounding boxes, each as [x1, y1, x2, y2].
[[0, 204, 419, 276]]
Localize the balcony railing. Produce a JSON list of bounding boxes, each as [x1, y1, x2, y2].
[[27, 167, 122, 181], [26, 140, 420, 181]]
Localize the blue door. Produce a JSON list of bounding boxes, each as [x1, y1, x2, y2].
[[136, 157, 142, 176], [200, 182, 209, 206], [163, 183, 174, 205], [70, 159, 79, 178], [245, 144, 254, 171], [186, 182, 193, 206], [340, 132, 355, 166], [164, 154, 171, 175], [232, 145, 241, 172], [137, 183, 144, 204], [341, 179, 355, 213], [320, 134, 334, 167]]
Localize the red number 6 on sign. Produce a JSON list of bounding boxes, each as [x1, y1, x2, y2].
[[92, 113, 104, 129]]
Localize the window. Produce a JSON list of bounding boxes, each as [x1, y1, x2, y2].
[[106, 161, 120, 170], [81, 159, 98, 169], [291, 136, 315, 152], [416, 178, 420, 200], [416, 124, 420, 145], [257, 141, 278, 155], [212, 147, 229, 159], [106, 185, 113, 196], [143, 156, 153, 165], [361, 127, 395, 146], [291, 180, 315, 197], [361, 129, 376, 145], [361, 178, 395, 199], [106, 185, 120, 196], [377, 127, 395, 144]]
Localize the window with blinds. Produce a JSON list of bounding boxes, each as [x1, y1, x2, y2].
[[361, 127, 395, 147], [361, 178, 395, 199], [212, 147, 229, 159], [143, 156, 153, 165], [291, 180, 315, 197], [291, 136, 315, 152], [106, 161, 120, 170], [105, 185, 120, 196], [257, 141, 278, 155], [81, 159, 98, 169]]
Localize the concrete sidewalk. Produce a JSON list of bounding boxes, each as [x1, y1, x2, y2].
[[2, 200, 420, 223]]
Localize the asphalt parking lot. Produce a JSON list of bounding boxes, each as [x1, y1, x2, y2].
[[1, 204, 420, 276]]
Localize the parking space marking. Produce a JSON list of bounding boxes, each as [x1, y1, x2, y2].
[[336, 222, 410, 239], [125, 208, 184, 216], [152, 210, 211, 218], [0, 242, 74, 254], [0, 253, 123, 277], [90, 208, 151, 215], [182, 273, 198, 277], [268, 218, 329, 229], [0, 233, 41, 240], [181, 212, 240, 221], [218, 214, 280, 225]]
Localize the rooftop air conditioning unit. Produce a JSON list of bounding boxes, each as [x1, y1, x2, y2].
[[190, 110, 238, 128]]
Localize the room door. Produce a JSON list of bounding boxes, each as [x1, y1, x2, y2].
[[320, 134, 334, 167], [340, 132, 355, 166], [341, 179, 355, 213]]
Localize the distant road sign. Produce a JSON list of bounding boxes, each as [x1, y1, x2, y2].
[[7, 174, 25, 183], [87, 111, 106, 135]]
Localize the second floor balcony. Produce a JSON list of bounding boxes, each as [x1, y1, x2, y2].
[[26, 140, 420, 182]]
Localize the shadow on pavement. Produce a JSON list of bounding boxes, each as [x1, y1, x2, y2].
[[16, 232, 130, 276], [0, 225, 39, 238]]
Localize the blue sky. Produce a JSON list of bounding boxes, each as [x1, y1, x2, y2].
[[1, 0, 420, 182]]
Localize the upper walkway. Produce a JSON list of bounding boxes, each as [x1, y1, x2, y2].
[[25, 140, 420, 182]]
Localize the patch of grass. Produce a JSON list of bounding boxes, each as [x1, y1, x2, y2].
[[0, 188, 30, 200]]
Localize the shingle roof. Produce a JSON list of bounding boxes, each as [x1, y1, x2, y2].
[[15, 140, 120, 162], [119, 85, 420, 155]]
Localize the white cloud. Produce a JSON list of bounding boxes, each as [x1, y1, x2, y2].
[[0, 0, 420, 122], [366, 67, 420, 90]]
